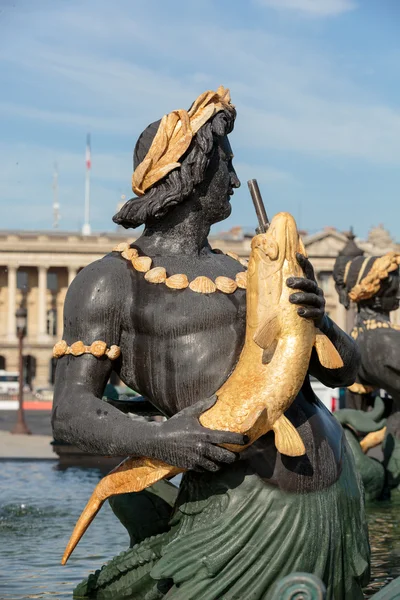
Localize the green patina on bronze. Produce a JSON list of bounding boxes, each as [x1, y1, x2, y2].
[[74, 442, 370, 600]]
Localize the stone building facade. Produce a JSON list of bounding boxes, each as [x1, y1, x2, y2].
[[0, 225, 398, 389]]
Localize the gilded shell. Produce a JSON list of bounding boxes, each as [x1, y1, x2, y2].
[[70, 341, 86, 356], [144, 267, 167, 284], [189, 276, 217, 294], [215, 276, 237, 294], [113, 242, 130, 252], [226, 251, 240, 262], [165, 274, 189, 289], [239, 258, 248, 268], [132, 256, 152, 273], [121, 247, 139, 260], [235, 272, 247, 289], [53, 340, 68, 358], [106, 345, 121, 360], [90, 340, 107, 357]]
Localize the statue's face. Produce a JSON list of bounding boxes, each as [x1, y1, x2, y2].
[[370, 270, 400, 313], [197, 135, 240, 225], [382, 272, 400, 311]]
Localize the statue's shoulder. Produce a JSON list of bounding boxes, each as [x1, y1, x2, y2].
[[64, 252, 133, 322]]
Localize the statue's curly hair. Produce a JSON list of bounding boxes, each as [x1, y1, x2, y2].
[[113, 108, 236, 229]]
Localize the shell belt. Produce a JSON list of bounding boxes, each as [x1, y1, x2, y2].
[[53, 243, 248, 360]]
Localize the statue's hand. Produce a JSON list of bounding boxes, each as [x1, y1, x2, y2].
[[287, 253, 326, 328], [147, 396, 248, 472]]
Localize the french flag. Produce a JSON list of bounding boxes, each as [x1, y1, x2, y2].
[[85, 133, 91, 170]]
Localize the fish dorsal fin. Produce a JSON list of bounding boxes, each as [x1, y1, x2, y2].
[[253, 312, 280, 351], [272, 414, 306, 457], [314, 330, 344, 369]]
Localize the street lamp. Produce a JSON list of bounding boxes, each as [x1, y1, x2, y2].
[[11, 306, 31, 435]]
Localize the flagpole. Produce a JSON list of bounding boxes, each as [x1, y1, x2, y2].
[[52, 162, 60, 229], [82, 133, 91, 235]]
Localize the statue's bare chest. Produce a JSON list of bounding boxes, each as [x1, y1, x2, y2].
[[118, 253, 247, 414]]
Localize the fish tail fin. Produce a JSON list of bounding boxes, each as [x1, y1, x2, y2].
[[61, 457, 181, 565], [272, 414, 306, 457], [61, 490, 104, 565], [314, 330, 344, 369]]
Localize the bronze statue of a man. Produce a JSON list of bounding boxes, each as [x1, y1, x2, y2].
[[334, 241, 400, 491], [52, 88, 370, 599]]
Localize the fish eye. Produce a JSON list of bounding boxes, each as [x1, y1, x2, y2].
[[265, 240, 279, 260]]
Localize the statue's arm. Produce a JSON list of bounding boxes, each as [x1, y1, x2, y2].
[[308, 315, 360, 388], [367, 331, 400, 396], [51, 258, 159, 457]]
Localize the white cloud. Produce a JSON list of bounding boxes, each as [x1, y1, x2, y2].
[[0, 0, 398, 236], [2, 5, 397, 165], [255, 0, 357, 17]]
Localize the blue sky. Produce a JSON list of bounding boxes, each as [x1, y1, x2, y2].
[[1, 0, 400, 238]]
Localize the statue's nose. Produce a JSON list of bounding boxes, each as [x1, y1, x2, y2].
[[230, 169, 240, 189]]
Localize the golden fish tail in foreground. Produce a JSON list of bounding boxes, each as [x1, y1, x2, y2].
[[61, 457, 182, 564], [62, 211, 343, 564]]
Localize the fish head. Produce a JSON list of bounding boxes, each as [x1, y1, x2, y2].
[[247, 213, 306, 321], [249, 212, 305, 278]]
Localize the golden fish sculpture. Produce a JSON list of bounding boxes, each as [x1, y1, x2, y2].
[[61, 212, 343, 564], [360, 426, 387, 453]]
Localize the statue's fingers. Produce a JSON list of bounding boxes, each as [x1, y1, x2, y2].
[[297, 307, 323, 320], [173, 395, 218, 419], [290, 292, 324, 308], [205, 445, 238, 464], [203, 428, 248, 446], [193, 457, 221, 472], [286, 277, 319, 294], [296, 253, 316, 281]]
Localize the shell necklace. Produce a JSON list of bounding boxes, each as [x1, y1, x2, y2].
[[113, 242, 248, 294]]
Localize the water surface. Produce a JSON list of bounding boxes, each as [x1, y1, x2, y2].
[[0, 461, 398, 599]]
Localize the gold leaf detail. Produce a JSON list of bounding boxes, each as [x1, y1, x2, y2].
[[165, 274, 189, 289], [113, 242, 130, 252], [53, 340, 68, 358], [132, 256, 152, 273], [106, 345, 121, 360], [70, 341, 86, 356], [189, 276, 217, 294], [349, 251, 400, 302], [144, 267, 167, 284], [239, 258, 249, 268], [215, 276, 237, 294], [121, 248, 139, 260], [131, 87, 233, 196], [347, 383, 376, 394], [235, 272, 247, 289], [90, 341, 107, 357]]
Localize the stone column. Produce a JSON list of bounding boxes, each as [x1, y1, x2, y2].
[[7, 265, 17, 341], [68, 266, 77, 287], [37, 266, 48, 342]]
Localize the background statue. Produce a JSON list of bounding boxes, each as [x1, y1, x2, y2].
[[333, 234, 400, 493], [53, 88, 369, 599]]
